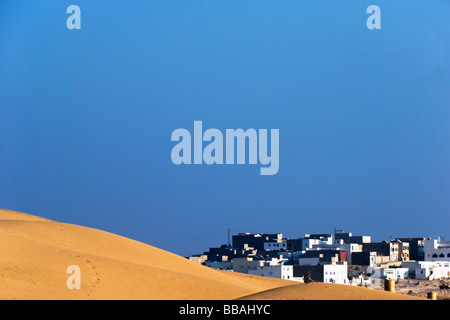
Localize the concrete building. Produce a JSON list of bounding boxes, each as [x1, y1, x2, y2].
[[402, 261, 450, 280], [204, 260, 232, 270], [293, 262, 348, 284], [264, 240, 287, 251], [323, 262, 348, 284], [397, 237, 425, 261], [351, 251, 377, 266], [302, 233, 333, 250], [188, 254, 208, 264], [333, 229, 371, 245], [297, 257, 320, 266], [232, 233, 283, 251], [286, 238, 303, 252], [396, 240, 410, 262], [232, 257, 259, 274], [424, 238, 450, 262], [232, 257, 283, 274], [340, 243, 362, 265], [363, 241, 400, 262], [202, 244, 257, 262], [248, 264, 294, 280], [367, 267, 409, 280], [232, 257, 269, 274], [296, 249, 341, 265]]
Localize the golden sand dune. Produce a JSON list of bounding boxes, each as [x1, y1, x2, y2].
[[0, 209, 423, 300], [238, 282, 422, 300]]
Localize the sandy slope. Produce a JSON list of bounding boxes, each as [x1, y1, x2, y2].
[[238, 283, 423, 300], [0, 208, 292, 300], [0, 209, 424, 300]]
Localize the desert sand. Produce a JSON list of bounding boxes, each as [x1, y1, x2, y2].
[[237, 282, 423, 300], [0, 208, 424, 300]]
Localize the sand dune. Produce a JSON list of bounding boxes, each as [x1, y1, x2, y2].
[[238, 282, 423, 300], [0, 209, 424, 300]]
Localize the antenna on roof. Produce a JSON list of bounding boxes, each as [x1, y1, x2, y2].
[[227, 228, 231, 247]]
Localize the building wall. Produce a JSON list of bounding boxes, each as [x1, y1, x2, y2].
[[376, 255, 391, 264], [382, 268, 409, 280], [232, 257, 281, 274], [424, 239, 450, 262], [293, 263, 348, 284], [363, 242, 401, 261], [297, 257, 320, 266], [188, 255, 208, 264], [402, 261, 450, 280], [340, 243, 362, 265], [293, 265, 323, 282], [232, 258, 261, 274], [323, 262, 348, 284], [286, 238, 303, 252], [397, 238, 425, 261], [398, 242, 410, 261], [205, 261, 232, 270], [351, 251, 377, 266], [264, 241, 287, 251], [248, 265, 293, 280], [232, 233, 282, 251]]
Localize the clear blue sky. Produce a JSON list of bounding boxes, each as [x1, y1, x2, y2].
[[1, 1, 449, 257]]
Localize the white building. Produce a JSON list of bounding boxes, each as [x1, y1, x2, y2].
[[383, 268, 409, 280], [302, 234, 333, 251], [322, 262, 348, 284], [248, 264, 294, 280], [402, 261, 450, 280], [424, 238, 450, 262], [366, 266, 409, 280]]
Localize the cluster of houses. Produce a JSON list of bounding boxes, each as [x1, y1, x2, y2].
[[188, 229, 450, 286]]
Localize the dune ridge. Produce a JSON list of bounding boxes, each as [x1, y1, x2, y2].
[[237, 282, 423, 300], [0, 209, 423, 300]]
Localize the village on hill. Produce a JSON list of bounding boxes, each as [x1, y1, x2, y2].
[[188, 229, 450, 299]]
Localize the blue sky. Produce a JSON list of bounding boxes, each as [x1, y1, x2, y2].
[[0, 1, 449, 257]]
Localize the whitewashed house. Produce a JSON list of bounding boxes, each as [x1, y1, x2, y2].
[[402, 261, 450, 280], [424, 238, 450, 262], [367, 266, 409, 280], [323, 262, 348, 284], [248, 264, 294, 280]]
